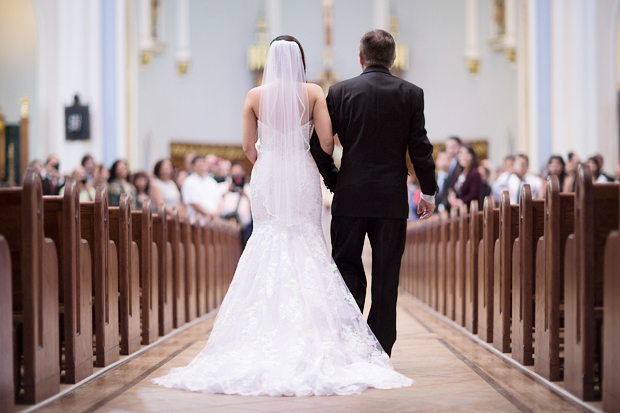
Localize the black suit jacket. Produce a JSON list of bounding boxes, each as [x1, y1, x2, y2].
[[310, 65, 437, 219]]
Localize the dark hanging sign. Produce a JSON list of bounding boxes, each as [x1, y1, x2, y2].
[[65, 94, 90, 141]]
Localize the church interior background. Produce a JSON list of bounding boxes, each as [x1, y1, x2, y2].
[[2, 0, 619, 180]]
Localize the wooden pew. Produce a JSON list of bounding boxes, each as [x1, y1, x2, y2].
[[167, 212, 186, 328], [511, 184, 544, 365], [478, 196, 499, 343], [445, 208, 459, 320], [42, 179, 93, 383], [564, 165, 619, 400], [0, 236, 14, 411], [428, 216, 440, 310], [81, 187, 119, 367], [0, 169, 60, 403], [534, 175, 574, 380], [203, 219, 217, 312], [132, 200, 159, 345], [455, 204, 469, 326], [437, 211, 449, 315], [181, 218, 197, 321], [212, 221, 225, 306], [109, 194, 141, 356], [493, 190, 519, 353], [154, 206, 173, 336], [465, 200, 483, 334], [603, 217, 620, 411], [193, 220, 208, 316]]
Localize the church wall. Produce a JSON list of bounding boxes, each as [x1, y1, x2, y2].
[[0, 0, 38, 151], [136, 0, 519, 170]]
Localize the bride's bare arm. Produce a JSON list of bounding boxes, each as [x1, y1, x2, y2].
[[309, 84, 334, 156], [242, 88, 260, 164]]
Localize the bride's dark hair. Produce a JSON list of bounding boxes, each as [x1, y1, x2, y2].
[[271, 35, 306, 71]]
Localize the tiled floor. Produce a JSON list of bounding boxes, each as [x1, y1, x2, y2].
[[23, 240, 594, 413]]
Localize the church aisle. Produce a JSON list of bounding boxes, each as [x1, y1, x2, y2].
[[24, 290, 587, 413]]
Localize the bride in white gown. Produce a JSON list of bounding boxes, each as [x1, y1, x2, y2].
[[153, 36, 413, 396]]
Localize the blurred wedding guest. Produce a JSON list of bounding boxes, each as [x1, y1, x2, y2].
[[220, 161, 252, 246], [206, 154, 220, 177], [131, 172, 150, 210], [175, 168, 189, 191], [478, 164, 493, 198], [41, 155, 64, 195], [88, 164, 109, 199], [215, 159, 231, 183], [184, 152, 197, 172], [448, 145, 483, 210], [539, 155, 567, 198], [586, 156, 610, 184], [496, 155, 515, 176], [592, 154, 614, 182], [437, 136, 462, 212], [59, 166, 92, 201], [406, 175, 420, 220], [492, 154, 542, 203], [81, 154, 95, 182], [28, 159, 44, 175], [434, 151, 450, 212], [564, 151, 581, 192], [182, 156, 222, 222], [108, 160, 137, 209], [151, 158, 182, 214]]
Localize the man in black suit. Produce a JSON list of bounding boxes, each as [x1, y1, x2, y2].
[[310, 30, 437, 356]]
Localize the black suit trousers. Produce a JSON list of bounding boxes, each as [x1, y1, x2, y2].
[[330, 215, 407, 356]]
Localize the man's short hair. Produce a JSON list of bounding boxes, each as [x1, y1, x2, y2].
[[447, 136, 462, 145], [359, 30, 396, 68], [515, 153, 529, 165], [191, 155, 205, 166]]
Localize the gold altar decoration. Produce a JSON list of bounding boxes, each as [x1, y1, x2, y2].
[[390, 16, 409, 77], [170, 142, 253, 173], [247, 17, 270, 86]]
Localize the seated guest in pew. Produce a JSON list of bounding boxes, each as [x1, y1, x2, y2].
[[41, 154, 64, 195], [28, 159, 45, 175], [437, 136, 462, 213], [88, 164, 109, 200], [108, 159, 138, 210], [407, 175, 421, 220], [538, 155, 567, 198], [59, 166, 93, 201], [492, 154, 542, 203], [447, 145, 483, 210], [593, 153, 614, 182], [215, 159, 231, 183], [564, 151, 581, 192], [478, 164, 493, 199], [434, 151, 450, 213], [182, 155, 222, 222], [81, 154, 95, 183], [220, 161, 253, 247], [151, 158, 182, 214], [131, 171, 150, 210], [587, 156, 613, 183]]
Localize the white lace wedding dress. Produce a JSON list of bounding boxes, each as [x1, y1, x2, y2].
[[152, 40, 413, 397]]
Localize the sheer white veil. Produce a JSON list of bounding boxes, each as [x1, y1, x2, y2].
[[255, 39, 312, 226]]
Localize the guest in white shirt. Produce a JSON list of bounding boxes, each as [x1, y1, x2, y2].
[[588, 155, 613, 183], [492, 154, 542, 203], [435, 151, 450, 210], [151, 158, 182, 214], [220, 161, 253, 247], [182, 156, 222, 222]]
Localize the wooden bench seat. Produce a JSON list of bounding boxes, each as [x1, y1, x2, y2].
[[43, 179, 93, 383], [455, 204, 469, 327], [437, 211, 449, 316], [193, 220, 208, 316], [478, 196, 499, 343], [80, 186, 119, 367], [564, 165, 619, 400], [512, 184, 545, 366], [493, 191, 519, 353], [534, 175, 574, 381], [0, 169, 60, 404], [154, 206, 173, 336], [0, 236, 14, 411], [131, 200, 159, 345], [181, 218, 197, 321], [465, 200, 483, 334], [603, 221, 620, 411], [166, 212, 186, 328], [109, 194, 141, 355]]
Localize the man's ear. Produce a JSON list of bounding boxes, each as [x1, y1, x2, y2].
[[359, 52, 364, 70]]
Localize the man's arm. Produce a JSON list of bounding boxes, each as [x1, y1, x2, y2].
[[310, 87, 339, 192], [408, 89, 437, 198]]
